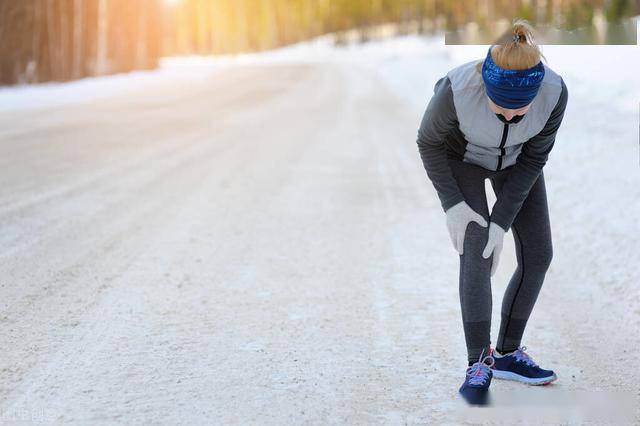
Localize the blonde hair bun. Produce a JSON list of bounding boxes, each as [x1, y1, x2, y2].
[[491, 19, 547, 71]]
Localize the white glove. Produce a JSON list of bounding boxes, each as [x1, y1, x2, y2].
[[482, 222, 506, 276], [445, 201, 488, 255]]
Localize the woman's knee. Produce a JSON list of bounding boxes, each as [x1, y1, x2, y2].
[[513, 224, 553, 270], [519, 241, 553, 271], [461, 221, 491, 259]]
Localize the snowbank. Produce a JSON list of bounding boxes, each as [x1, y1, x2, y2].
[[4, 30, 638, 116]]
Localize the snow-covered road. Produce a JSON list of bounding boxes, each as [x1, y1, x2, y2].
[[0, 35, 638, 424]]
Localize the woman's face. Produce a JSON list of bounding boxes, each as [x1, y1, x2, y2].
[[487, 97, 531, 121]]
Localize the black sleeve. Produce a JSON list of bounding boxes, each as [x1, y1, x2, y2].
[[489, 79, 569, 232], [416, 76, 465, 212]]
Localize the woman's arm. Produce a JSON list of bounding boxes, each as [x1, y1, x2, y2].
[[416, 76, 465, 212], [489, 79, 569, 232]]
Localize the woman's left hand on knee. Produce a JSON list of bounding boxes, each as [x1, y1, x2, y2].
[[482, 222, 506, 276]]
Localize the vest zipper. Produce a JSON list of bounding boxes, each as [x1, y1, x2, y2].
[[497, 123, 509, 170]]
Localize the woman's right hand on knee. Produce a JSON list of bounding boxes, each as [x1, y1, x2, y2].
[[445, 201, 488, 255]]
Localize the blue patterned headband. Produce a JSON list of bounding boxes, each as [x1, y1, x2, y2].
[[481, 46, 545, 109]]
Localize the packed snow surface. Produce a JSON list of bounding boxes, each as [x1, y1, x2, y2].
[[0, 33, 638, 424]]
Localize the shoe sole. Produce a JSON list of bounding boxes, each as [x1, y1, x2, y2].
[[492, 370, 557, 385]]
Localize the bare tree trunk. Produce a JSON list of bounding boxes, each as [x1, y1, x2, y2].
[[136, 0, 147, 69], [196, 0, 206, 53], [73, 0, 83, 78], [210, 0, 222, 53], [211, 0, 218, 52], [96, 0, 108, 75], [0, 1, 9, 51], [32, 0, 42, 82], [236, 0, 248, 51], [45, 0, 57, 80], [60, 0, 69, 79]]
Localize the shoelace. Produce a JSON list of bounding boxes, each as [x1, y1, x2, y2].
[[466, 348, 495, 386], [512, 346, 539, 367]]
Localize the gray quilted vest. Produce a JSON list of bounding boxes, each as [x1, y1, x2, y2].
[[446, 59, 564, 171]]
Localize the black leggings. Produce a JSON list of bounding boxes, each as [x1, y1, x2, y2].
[[448, 158, 553, 363]]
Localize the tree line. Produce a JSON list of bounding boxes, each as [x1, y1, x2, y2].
[[1, 0, 637, 86], [0, 0, 162, 85]]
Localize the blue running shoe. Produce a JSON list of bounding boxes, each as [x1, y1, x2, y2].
[[459, 349, 495, 404], [492, 346, 557, 385]]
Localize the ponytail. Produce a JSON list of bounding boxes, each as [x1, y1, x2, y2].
[[491, 19, 546, 70]]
